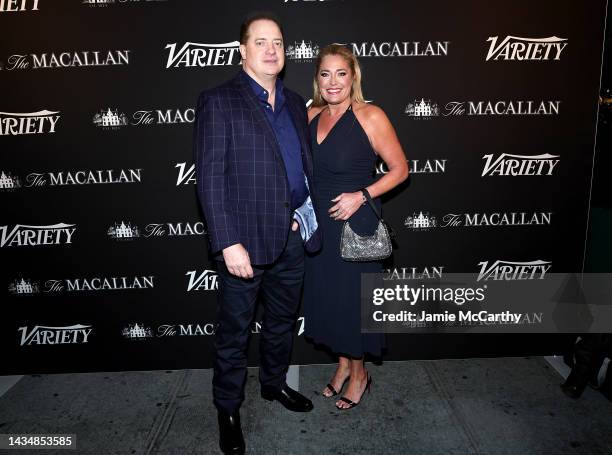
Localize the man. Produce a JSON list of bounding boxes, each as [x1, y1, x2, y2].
[[194, 12, 321, 455]]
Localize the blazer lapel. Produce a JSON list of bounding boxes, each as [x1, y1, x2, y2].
[[233, 73, 285, 166]]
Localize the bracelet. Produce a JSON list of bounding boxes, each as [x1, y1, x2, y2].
[[360, 188, 370, 205]]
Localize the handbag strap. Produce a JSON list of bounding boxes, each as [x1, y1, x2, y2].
[[360, 189, 396, 238]]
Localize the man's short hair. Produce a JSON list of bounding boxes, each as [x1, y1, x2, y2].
[[239, 12, 284, 45]]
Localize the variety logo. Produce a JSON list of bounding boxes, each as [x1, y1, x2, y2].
[[485, 36, 568, 61], [477, 260, 552, 281], [144, 222, 206, 237], [107, 221, 140, 240], [351, 41, 449, 57], [0, 171, 22, 190], [0, 0, 40, 11], [482, 153, 560, 176], [440, 212, 552, 228], [285, 41, 319, 62], [186, 269, 218, 291], [175, 162, 195, 185], [383, 266, 444, 280], [404, 212, 437, 230], [376, 159, 447, 175], [0, 110, 60, 135], [1, 50, 129, 70], [8, 278, 39, 295], [0, 223, 76, 247], [164, 42, 240, 68], [18, 324, 93, 345]]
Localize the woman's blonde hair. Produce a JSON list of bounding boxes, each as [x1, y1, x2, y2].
[[312, 43, 365, 107]]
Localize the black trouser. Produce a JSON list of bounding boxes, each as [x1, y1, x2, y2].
[[212, 229, 304, 414]]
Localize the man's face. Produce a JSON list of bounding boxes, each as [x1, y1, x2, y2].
[[240, 19, 285, 80]]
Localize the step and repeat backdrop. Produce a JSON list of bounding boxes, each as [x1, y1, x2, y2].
[[1, 0, 607, 374]]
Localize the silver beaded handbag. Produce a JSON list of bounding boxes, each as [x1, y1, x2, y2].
[[340, 190, 394, 261]]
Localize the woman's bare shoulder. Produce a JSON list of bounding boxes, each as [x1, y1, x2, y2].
[[353, 102, 388, 126]]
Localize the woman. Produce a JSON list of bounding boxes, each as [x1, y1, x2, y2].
[[304, 44, 408, 410]]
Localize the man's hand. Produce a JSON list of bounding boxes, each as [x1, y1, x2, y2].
[[292, 220, 299, 232], [222, 243, 253, 279]]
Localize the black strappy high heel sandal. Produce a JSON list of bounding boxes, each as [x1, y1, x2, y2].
[[323, 376, 350, 397], [336, 373, 372, 410]]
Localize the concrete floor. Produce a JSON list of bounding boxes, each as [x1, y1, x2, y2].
[[0, 357, 610, 454]]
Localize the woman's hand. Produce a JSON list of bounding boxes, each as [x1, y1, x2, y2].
[[329, 192, 363, 221]]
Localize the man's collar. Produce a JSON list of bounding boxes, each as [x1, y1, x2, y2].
[[241, 69, 284, 103]]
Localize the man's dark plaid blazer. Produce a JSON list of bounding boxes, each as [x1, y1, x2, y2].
[[194, 71, 322, 265]]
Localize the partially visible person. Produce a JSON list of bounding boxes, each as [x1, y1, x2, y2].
[[561, 334, 612, 400], [304, 44, 409, 410]]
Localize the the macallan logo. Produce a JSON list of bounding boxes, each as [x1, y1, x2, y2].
[[61, 276, 154, 292], [0, 0, 40, 11], [466, 101, 560, 116], [404, 212, 437, 230], [157, 323, 216, 337], [175, 162, 195, 185], [122, 323, 152, 339], [144, 222, 206, 237], [482, 153, 560, 176], [93, 108, 128, 129], [18, 324, 92, 345], [441, 101, 560, 117], [2, 50, 129, 70], [131, 108, 194, 125], [441, 212, 552, 228], [8, 278, 40, 295], [83, 0, 114, 5], [83, 0, 167, 6], [164, 42, 240, 68], [25, 169, 142, 187], [383, 266, 444, 280], [405, 99, 439, 118], [95, 108, 194, 128], [285, 41, 319, 61], [0, 223, 76, 247], [486, 36, 568, 61], [107, 221, 140, 240], [477, 260, 551, 281], [377, 159, 446, 175], [186, 270, 218, 291], [351, 41, 449, 57], [0, 171, 22, 190], [10, 276, 154, 294], [0, 110, 60, 135]]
